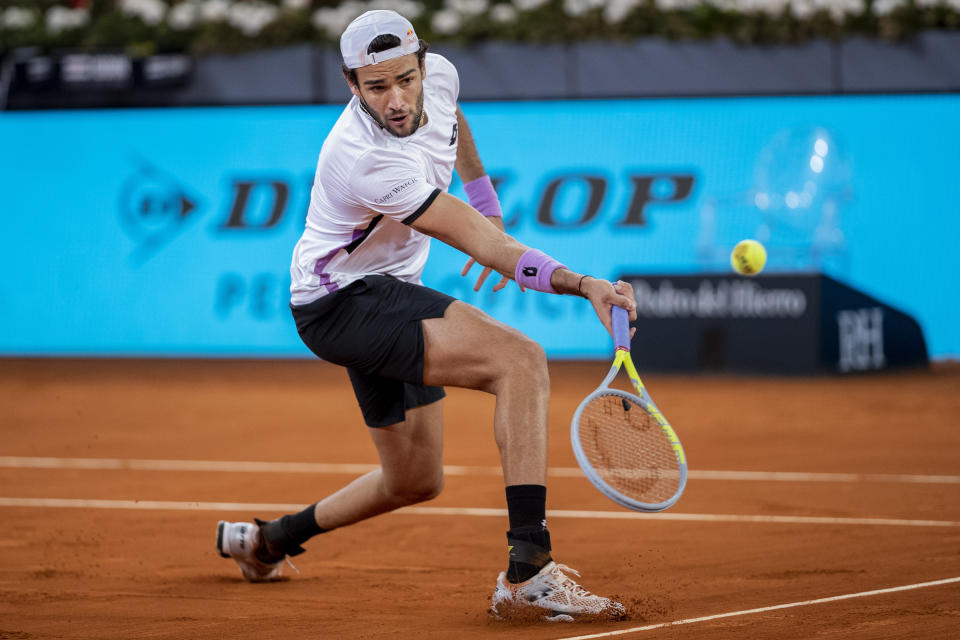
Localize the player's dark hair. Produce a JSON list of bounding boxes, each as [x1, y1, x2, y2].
[[342, 38, 430, 87], [369, 33, 402, 52]]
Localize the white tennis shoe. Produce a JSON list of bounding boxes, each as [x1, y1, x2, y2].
[[216, 520, 285, 582], [491, 561, 627, 622]]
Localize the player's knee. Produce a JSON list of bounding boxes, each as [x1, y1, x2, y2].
[[504, 336, 548, 384], [387, 472, 444, 505]]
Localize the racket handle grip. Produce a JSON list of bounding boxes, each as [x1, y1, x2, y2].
[[612, 305, 631, 351]]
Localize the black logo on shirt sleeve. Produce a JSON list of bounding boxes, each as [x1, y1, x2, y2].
[[449, 123, 458, 146]]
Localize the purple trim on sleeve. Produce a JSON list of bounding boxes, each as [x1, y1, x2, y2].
[[514, 249, 566, 294], [463, 176, 502, 218]]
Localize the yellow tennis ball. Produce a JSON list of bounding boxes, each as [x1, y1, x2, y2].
[[731, 239, 767, 276]]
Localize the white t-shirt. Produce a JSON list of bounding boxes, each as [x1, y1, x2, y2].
[[290, 53, 461, 306]]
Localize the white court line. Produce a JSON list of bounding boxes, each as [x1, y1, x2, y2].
[[0, 498, 958, 527], [552, 576, 960, 640], [1, 456, 958, 484], [687, 470, 960, 484]]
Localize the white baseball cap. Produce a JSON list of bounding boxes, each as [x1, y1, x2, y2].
[[340, 10, 420, 70]]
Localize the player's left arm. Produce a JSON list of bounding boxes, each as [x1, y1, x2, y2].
[[454, 106, 485, 183], [454, 106, 510, 292]]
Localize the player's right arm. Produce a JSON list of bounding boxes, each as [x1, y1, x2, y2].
[[410, 192, 636, 335], [411, 191, 523, 281], [347, 147, 635, 333]]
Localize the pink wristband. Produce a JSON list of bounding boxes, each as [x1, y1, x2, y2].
[[463, 175, 503, 218], [515, 249, 567, 294]]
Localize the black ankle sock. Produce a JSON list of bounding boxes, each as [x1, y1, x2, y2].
[[505, 485, 551, 583], [505, 484, 547, 530], [256, 503, 326, 561]]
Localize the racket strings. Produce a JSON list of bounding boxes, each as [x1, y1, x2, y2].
[[578, 393, 681, 504]]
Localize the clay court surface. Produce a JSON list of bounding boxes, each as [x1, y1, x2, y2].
[[1, 358, 958, 639]]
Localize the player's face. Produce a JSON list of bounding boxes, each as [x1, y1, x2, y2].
[[351, 54, 425, 138]]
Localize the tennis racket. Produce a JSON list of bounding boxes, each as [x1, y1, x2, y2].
[[571, 305, 687, 512]]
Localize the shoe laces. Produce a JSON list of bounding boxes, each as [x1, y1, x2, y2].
[[551, 563, 593, 598], [284, 557, 300, 575]]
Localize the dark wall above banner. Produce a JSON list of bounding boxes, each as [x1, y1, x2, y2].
[[6, 50, 192, 103], [620, 274, 927, 374], [3, 32, 960, 110]]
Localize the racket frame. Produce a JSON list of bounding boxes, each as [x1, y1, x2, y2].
[[571, 312, 688, 513]]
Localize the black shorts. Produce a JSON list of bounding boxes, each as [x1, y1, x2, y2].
[[291, 275, 455, 428]]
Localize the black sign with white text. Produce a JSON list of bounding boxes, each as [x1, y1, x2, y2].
[[620, 274, 927, 374]]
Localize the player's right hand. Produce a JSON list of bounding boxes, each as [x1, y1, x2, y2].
[[582, 278, 637, 340]]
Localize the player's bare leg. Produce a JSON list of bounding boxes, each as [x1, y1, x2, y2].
[[422, 299, 550, 577], [421, 301, 549, 485], [217, 400, 445, 581], [218, 300, 622, 617], [309, 400, 445, 530], [242, 301, 547, 539], [420, 301, 624, 620], [231, 301, 539, 540]]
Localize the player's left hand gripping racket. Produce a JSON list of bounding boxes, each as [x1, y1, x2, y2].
[[571, 305, 687, 512]]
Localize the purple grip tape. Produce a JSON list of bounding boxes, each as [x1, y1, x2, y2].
[[612, 305, 631, 351]]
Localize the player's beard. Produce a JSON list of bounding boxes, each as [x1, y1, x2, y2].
[[359, 88, 424, 138]]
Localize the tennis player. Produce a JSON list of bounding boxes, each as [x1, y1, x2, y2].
[[216, 10, 635, 622]]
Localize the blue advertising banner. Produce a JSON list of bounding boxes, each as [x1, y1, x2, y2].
[[1, 95, 958, 358]]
